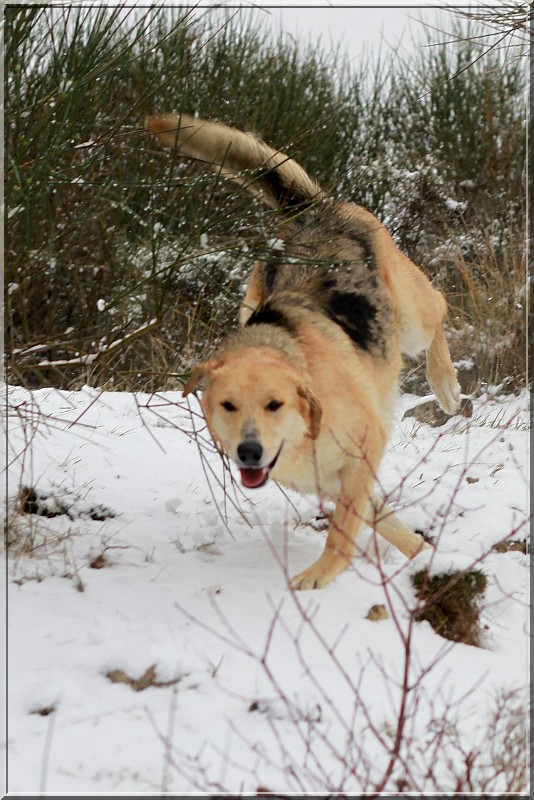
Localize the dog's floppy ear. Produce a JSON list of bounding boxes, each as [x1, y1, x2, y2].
[[183, 359, 224, 396], [297, 385, 322, 440]]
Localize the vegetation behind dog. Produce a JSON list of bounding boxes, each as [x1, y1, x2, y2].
[[6, 6, 527, 394]]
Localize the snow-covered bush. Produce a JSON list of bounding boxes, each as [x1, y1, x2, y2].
[[6, 6, 526, 395]]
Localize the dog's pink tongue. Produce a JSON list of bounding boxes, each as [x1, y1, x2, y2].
[[240, 467, 269, 489]]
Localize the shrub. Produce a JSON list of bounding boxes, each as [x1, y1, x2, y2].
[[5, 6, 527, 393], [411, 568, 488, 646]]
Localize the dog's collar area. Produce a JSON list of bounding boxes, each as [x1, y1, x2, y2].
[[239, 443, 283, 489]]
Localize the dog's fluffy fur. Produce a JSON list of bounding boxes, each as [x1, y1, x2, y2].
[[145, 112, 461, 590]]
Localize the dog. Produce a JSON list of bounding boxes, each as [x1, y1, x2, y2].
[[145, 113, 461, 589]]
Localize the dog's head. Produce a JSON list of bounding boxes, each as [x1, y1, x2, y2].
[[183, 348, 322, 489]]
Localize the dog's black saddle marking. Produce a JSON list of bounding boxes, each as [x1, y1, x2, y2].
[[245, 303, 298, 336], [245, 289, 387, 358], [324, 290, 380, 353]]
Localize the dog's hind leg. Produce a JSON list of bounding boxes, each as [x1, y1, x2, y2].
[[394, 256, 461, 415], [239, 262, 264, 324], [425, 325, 461, 415]]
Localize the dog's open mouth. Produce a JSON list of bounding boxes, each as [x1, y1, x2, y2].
[[239, 444, 283, 489]]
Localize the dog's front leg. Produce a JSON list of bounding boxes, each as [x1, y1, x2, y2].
[[290, 489, 367, 590], [290, 457, 378, 590]]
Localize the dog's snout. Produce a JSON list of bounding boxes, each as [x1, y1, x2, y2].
[[237, 440, 263, 467]]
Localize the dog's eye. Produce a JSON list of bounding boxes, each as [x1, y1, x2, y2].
[[221, 400, 237, 412], [265, 400, 283, 412]]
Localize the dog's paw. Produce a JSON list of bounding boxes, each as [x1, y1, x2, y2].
[[428, 373, 461, 416], [290, 568, 333, 590], [290, 555, 346, 590]]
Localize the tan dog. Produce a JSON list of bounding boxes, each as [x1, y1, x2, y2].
[[145, 113, 461, 589]]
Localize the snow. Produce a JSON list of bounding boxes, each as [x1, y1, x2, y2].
[[4, 383, 529, 793]]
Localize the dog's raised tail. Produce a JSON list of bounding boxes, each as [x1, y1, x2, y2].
[[145, 113, 325, 213]]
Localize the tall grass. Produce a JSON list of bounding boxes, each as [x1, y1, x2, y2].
[[5, 5, 527, 393]]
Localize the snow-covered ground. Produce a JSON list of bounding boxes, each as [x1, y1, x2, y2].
[[4, 383, 530, 793]]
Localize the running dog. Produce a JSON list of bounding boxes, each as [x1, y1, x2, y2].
[[145, 113, 461, 589]]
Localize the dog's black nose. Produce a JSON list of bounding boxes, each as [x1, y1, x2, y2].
[[237, 440, 263, 467]]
